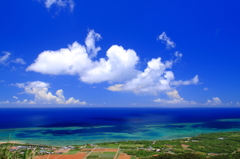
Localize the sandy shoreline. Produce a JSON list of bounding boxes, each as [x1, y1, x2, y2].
[[0, 140, 26, 145]]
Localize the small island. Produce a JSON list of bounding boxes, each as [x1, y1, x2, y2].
[[1, 131, 240, 159]]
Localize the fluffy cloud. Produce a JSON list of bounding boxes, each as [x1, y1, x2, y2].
[[27, 30, 198, 100], [114, 58, 174, 94], [27, 30, 140, 84], [107, 58, 198, 94], [15, 81, 86, 105], [81, 45, 139, 83], [41, 0, 75, 11], [15, 99, 35, 105], [154, 90, 197, 105], [158, 32, 176, 49], [166, 90, 182, 99], [66, 97, 83, 104], [206, 97, 222, 105], [27, 42, 91, 75], [0, 52, 11, 64], [107, 84, 123, 92]]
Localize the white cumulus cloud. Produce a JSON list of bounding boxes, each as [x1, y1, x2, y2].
[[81, 45, 139, 83], [166, 90, 182, 99], [206, 97, 222, 105], [16, 99, 35, 105], [15, 81, 86, 105], [154, 90, 197, 105], [66, 97, 83, 104], [158, 32, 176, 49], [27, 42, 91, 75], [107, 84, 123, 92], [115, 58, 174, 94], [27, 30, 198, 101], [27, 30, 140, 84], [107, 58, 198, 95]]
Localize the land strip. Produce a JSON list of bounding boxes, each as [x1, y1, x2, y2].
[[3, 131, 240, 159]]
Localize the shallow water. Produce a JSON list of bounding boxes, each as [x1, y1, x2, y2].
[[1, 107, 240, 146]]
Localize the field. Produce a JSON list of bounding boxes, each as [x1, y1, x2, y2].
[[118, 153, 131, 159], [35, 153, 87, 159]]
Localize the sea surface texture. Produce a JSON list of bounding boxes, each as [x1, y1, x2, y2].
[[1, 107, 240, 146]]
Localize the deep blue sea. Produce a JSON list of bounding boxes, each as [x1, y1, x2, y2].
[[1, 107, 240, 146]]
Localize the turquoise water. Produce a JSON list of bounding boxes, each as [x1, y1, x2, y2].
[[1, 108, 240, 146]]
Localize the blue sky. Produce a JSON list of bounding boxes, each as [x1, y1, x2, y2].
[[0, 0, 240, 107]]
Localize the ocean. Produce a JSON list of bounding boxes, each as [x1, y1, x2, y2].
[[1, 107, 240, 146]]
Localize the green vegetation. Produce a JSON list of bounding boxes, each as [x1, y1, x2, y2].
[[91, 152, 102, 155], [151, 153, 205, 159], [103, 152, 116, 154], [88, 155, 100, 158], [97, 143, 119, 148], [150, 152, 240, 159], [2, 131, 240, 158], [124, 150, 157, 158], [120, 146, 137, 150], [86, 145, 96, 148], [64, 149, 79, 154], [0, 144, 19, 159], [94, 132, 240, 158], [0, 143, 35, 159], [210, 153, 240, 159], [100, 154, 115, 158], [188, 132, 240, 153]]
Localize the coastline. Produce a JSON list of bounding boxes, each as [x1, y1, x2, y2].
[[0, 141, 23, 144], [1, 108, 240, 146], [2, 131, 240, 159], [0, 131, 238, 147], [2, 127, 240, 146]]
